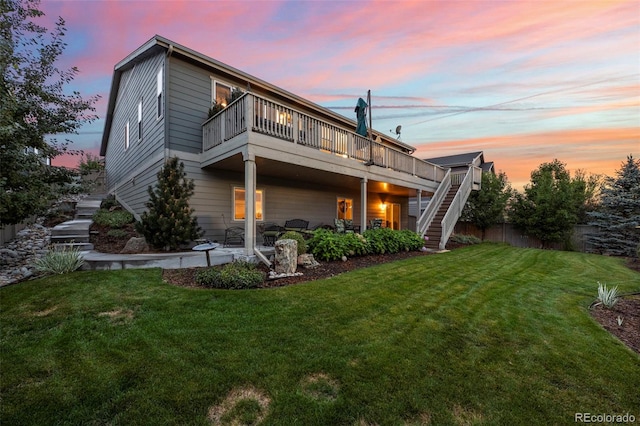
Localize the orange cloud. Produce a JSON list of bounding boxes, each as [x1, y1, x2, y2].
[[415, 127, 639, 190]]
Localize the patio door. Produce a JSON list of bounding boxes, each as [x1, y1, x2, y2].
[[385, 203, 400, 230]]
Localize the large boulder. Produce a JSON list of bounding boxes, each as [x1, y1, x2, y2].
[[275, 239, 297, 274], [120, 237, 149, 254]]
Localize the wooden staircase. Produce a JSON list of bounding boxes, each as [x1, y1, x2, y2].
[[423, 184, 459, 250]]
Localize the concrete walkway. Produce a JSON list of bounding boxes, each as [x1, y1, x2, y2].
[[79, 246, 275, 271]]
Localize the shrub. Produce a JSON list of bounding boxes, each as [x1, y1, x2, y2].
[[35, 247, 85, 275], [596, 282, 619, 309], [195, 261, 265, 289], [449, 234, 482, 245], [363, 228, 400, 254], [342, 232, 368, 256], [307, 229, 348, 261], [278, 231, 307, 255], [92, 209, 134, 228], [100, 195, 119, 210], [397, 230, 425, 251]]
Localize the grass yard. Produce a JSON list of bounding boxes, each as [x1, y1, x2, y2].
[[1, 243, 639, 425]]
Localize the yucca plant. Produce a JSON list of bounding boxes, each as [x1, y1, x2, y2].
[[35, 247, 85, 275], [596, 282, 619, 309]]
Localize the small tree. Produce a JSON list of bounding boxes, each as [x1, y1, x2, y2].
[[587, 155, 640, 257], [136, 157, 203, 250], [461, 171, 513, 240], [0, 0, 99, 225], [509, 159, 588, 248]]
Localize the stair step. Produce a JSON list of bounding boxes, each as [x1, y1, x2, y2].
[[51, 234, 90, 243], [53, 242, 94, 251]]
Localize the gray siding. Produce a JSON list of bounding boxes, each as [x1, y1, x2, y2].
[[167, 58, 215, 153], [105, 52, 166, 214]]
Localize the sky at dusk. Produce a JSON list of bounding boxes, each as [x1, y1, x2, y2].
[[39, 0, 639, 190]]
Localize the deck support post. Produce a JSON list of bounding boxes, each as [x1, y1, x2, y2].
[[244, 152, 256, 256], [361, 177, 368, 232]]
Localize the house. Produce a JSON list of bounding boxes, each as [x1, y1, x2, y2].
[[100, 35, 483, 256]]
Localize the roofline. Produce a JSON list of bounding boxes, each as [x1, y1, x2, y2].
[[101, 35, 417, 156]]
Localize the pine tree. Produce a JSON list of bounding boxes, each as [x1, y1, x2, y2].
[[136, 157, 203, 250], [587, 155, 640, 257]]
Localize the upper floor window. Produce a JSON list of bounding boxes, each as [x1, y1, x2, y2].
[[156, 68, 163, 118], [214, 81, 231, 107], [137, 100, 143, 141]]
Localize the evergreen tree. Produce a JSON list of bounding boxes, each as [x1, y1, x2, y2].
[[461, 171, 514, 240], [509, 159, 588, 248], [1, 0, 99, 225], [587, 155, 640, 257], [136, 157, 203, 250]]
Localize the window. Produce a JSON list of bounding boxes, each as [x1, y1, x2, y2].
[[233, 188, 264, 220], [124, 121, 130, 150], [337, 197, 353, 220], [156, 68, 163, 118], [212, 80, 231, 107], [137, 100, 143, 141]]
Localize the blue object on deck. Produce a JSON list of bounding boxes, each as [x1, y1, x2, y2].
[[355, 97, 368, 137]]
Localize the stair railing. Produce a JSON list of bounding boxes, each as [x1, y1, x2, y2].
[[439, 166, 474, 249], [417, 169, 451, 237]]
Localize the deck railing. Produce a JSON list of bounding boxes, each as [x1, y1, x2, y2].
[[203, 93, 446, 183]]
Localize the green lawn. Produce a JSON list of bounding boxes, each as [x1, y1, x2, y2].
[[1, 243, 639, 425]]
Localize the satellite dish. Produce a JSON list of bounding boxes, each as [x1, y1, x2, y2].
[[390, 125, 402, 139]]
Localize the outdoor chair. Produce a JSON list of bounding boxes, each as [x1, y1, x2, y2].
[[284, 219, 309, 232], [223, 226, 245, 247], [369, 218, 383, 230], [260, 222, 285, 247]]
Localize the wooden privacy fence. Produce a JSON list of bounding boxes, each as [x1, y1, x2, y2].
[[453, 222, 597, 253]]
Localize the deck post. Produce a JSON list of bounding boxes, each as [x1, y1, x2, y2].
[[361, 177, 368, 232], [416, 189, 422, 233], [244, 152, 256, 256]]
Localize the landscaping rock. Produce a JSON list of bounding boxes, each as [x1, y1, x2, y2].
[[120, 237, 149, 254], [275, 239, 297, 274], [298, 253, 319, 269]]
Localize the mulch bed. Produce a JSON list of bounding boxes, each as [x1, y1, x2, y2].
[[589, 295, 640, 354]]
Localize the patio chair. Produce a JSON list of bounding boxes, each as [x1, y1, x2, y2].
[[369, 218, 383, 230], [284, 219, 309, 232], [260, 222, 285, 247], [223, 226, 245, 247], [334, 218, 346, 233]]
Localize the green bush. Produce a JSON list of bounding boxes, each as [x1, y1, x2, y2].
[[195, 261, 265, 289], [100, 195, 119, 210], [342, 232, 368, 256], [363, 228, 400, 254], [307, 229, 348, 261], [449, 234, 482, 245], [92, 208, 134, 228], [397, 229, 425, 251], [278, 231, 307, 255], [35, 247, 85, 275]]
